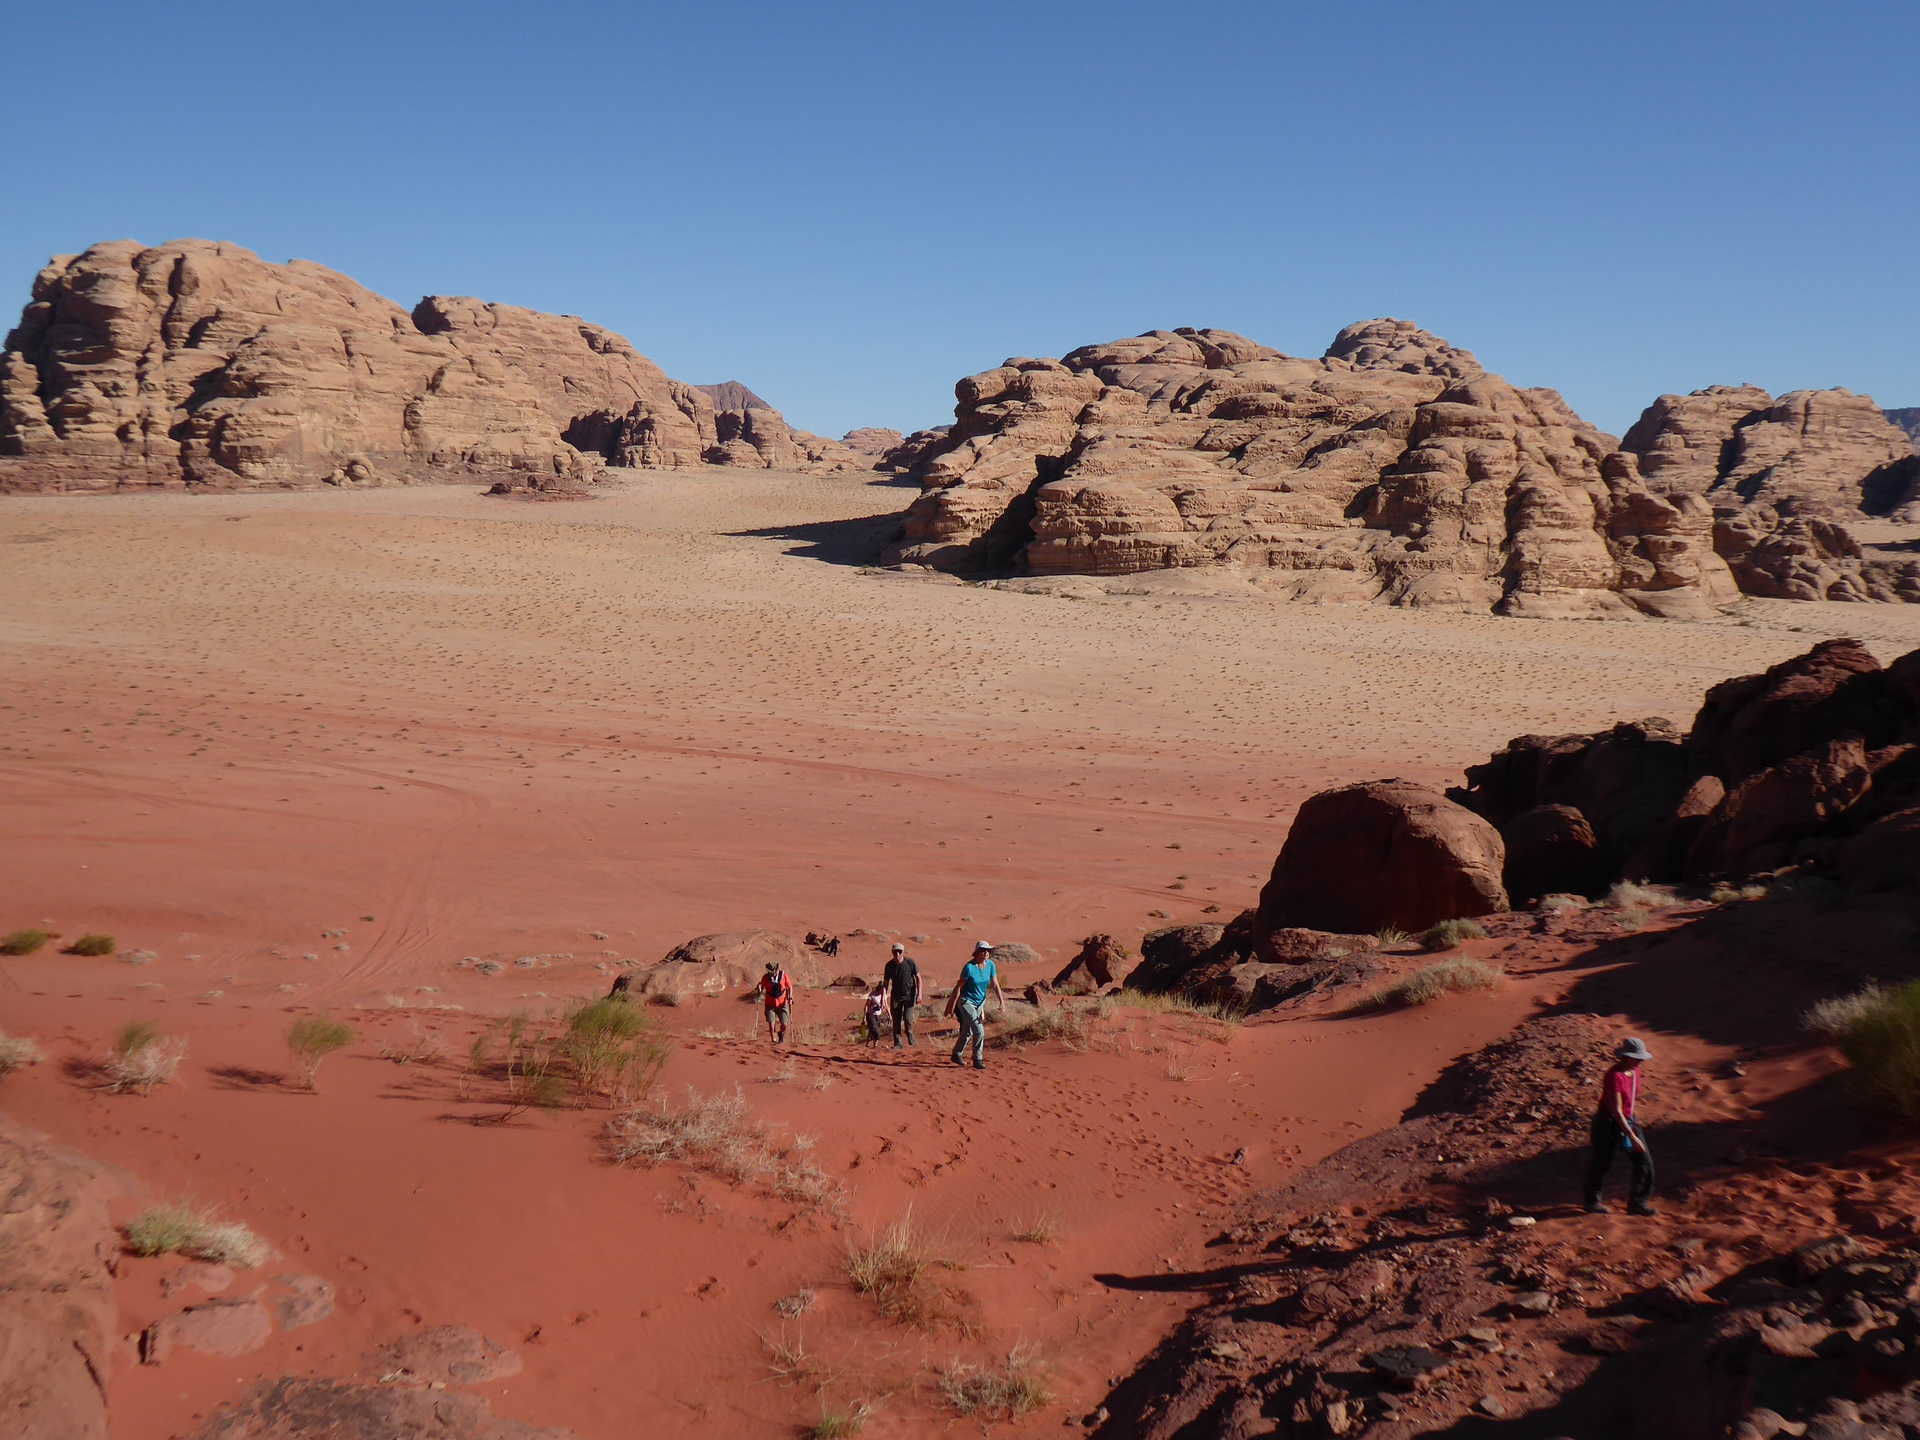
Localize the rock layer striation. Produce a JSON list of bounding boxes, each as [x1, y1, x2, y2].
[[0, 240, 855, 491], [890, 323, 1920, 612]]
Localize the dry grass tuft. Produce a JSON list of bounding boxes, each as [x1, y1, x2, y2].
[[1009, 1210, 1062, 1245], [608, 1086, 841, 1209], [1107, 991, 1245, 1023], [63, 933, 117, 956], [1606, 879, 1675, 911], [103, 1022, 185, 1094], [1370, 957, 1501, 1008], [1418, 917, 1487, 951], [0, 928, 54, 955], [937, 1345, 1052, 1418], [0, 1030, 45, 1078], [845, 1210, 957, 1328], [287, 1015, 355, 1089], [1808, 980, 1920, 1120], [125, 1203, 268, 1267]]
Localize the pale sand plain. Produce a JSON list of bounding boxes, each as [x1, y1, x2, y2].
[[5, 466, 1920, 1437]]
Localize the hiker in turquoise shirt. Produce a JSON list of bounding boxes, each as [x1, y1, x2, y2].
[[943, 941, 1007, 1071]]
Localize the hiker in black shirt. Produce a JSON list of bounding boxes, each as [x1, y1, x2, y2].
[[882, 942, 921, 1048]]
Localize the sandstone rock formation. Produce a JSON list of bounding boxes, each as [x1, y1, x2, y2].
[[1257, 780, 1509, 935], [0, 1118, 119, 1440], [1050, 933, 1128, 994], [838, 426, 903, 458], [628, 929, 823, 999], [889, 324, 1920, 612], [0, 240, 847, 492]]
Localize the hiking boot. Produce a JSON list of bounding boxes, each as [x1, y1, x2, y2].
[[1583, 1202, 1607, 1214], [950, 1054, 965, 1066], [1628, 1202, 1657, 1216], [972, 1062, 987, 1071]]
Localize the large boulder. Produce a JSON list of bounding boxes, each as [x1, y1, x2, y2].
[[1257, 781, 1508, 935], [0, 239, 841, 493], [628, 930, 822, 999], [0, 1118, 119, 1440]]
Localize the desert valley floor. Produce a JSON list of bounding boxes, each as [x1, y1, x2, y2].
[[7, 467, 1920, 1439]]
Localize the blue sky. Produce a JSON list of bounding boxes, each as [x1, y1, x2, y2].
[[3, 1, 1913, 439]]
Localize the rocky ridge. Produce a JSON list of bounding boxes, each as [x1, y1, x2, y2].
[[0, 240, 865, 492], [889, 323, 1920, 612]]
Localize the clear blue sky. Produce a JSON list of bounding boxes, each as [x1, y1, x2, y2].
[[3, 1, 1913, 439]]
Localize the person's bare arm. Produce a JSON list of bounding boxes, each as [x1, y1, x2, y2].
[[992, 973, 1007, 1012], [943, 970, 963, 1017]]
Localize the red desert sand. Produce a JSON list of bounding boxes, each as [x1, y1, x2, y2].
[[6, 467, 1920, 1437]]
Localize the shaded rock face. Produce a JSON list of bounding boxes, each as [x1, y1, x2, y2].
[[886, 322, 1747, 616], [1889, 406, 1920, 450], [1620, 385, 1920, 519], [0, 239, 840, 492], [1450, 637, 1920, 890], [1257, 781, 1508, 935], [1052, 933, 1128, 995], [631, 929, 822, 998], [0, 1118, 119, 1440]]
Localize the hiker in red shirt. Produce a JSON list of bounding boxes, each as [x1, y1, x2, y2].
[[1583, 1036, 1655, 1215], [758, 961, 794, 1046]]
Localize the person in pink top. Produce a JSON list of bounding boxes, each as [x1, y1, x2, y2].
[[1584, 1036, 1655, 1215]]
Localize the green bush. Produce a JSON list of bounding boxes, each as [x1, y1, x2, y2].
[[1823, 980, 1920, 1121], [287, 1015, 355, 1089], [1419, 918, 1488, 952], [64, 934, 116, 956], [1, 929, 53, 956], [563, 998, 671, 1103]]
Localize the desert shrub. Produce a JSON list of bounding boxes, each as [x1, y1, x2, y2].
[[0, 1031, 44, 1078], [1535, 894, 1587, 915], [1805, 983, 1890, 1041], [1419, 918, 1488, 952], [1372, 926, 1413, 949], [1371, 958, 1501, 1008], [125, 1204, 267, 1267], [646, 990, 682, 1007], [64, 934, 116, 956], [104, 1022, 185, 1093], [377, 1024, 442, 1065], [287, 1015, 355, 1089], [846, 1212, 941, 1326], [1606, 879, 1674, 911], [1816, 980, 1920, 1120], [1, 929, 53, 955], [938, 1345, 1052, 1418], [563, 998, 671, 1103]]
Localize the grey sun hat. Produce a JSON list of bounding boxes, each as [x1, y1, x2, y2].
[[891, 942, 905, 953], [1615, 1037, 1653, 1061], [974, 940, 994, 952]]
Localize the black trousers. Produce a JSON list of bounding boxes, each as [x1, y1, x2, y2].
[[891, 994, 917, 1046], [1584, 1116, 1654, 1207]]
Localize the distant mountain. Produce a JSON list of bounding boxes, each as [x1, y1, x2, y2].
[[1888, 407, 1920, 451]]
